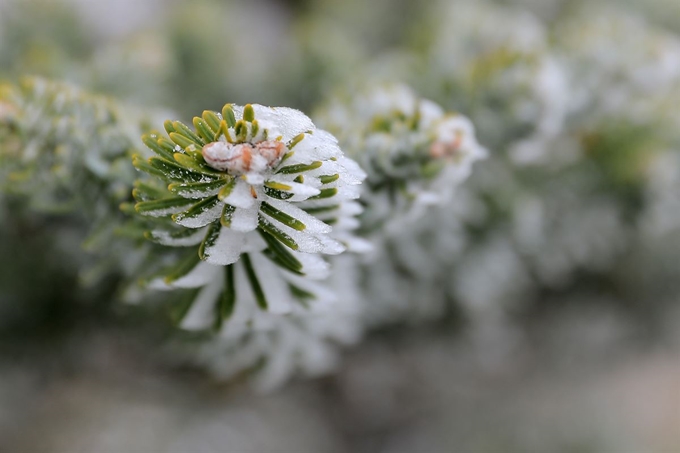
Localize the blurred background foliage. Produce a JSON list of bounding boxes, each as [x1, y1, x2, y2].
[[0, 0, 679, 451]]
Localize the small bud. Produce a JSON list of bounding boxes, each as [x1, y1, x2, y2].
[[202, 141, 253, 173], [202, 140, 286, 175], [255, 140, 286, 167], [430, 130, 463, 159]]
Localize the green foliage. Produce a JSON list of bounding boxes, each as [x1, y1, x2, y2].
[[0, 77, 144, 210], [0, 77, 163, 296]]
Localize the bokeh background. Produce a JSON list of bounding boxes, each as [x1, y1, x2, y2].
[[1, 0, 679, 451]]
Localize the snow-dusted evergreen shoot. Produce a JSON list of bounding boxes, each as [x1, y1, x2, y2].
[[132, 103, 365, 334], [316, 83, 486, 325], [134, 104, 363, 264], [318, 83, 486, 232], [0, 77, 140, 210], [0, 77, 155, 287], [130, 104, 367, 388]]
